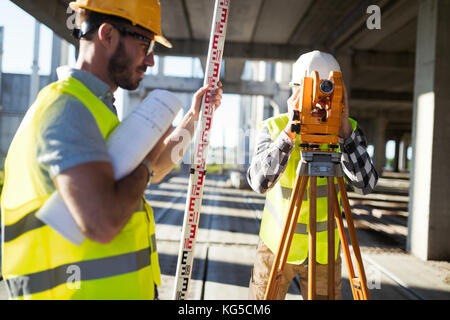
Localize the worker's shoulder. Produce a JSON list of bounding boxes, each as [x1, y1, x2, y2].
[[41, 92, 97, 124], [48, 91, 90, 110], [36, 91, 107, 150]]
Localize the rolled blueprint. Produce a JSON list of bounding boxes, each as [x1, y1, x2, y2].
[[36, 90, 182, 245], [108, 90, 182, 180]]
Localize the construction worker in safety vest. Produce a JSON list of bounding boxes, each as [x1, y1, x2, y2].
[[1, 0, 222, 300], [247, 50, 378, 300]]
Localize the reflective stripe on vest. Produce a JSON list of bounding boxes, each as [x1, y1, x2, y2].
[[258, 114, 357, 265], [264, 184, 340, 235], [6, 247, 151, 299], [1, 77, 160, 299], [3, 209, 44, 242]]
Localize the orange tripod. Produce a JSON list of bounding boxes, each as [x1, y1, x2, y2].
[[264, 151, 370, 300]]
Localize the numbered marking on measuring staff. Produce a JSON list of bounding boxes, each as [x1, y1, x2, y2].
[[173, 0, 230, 300]]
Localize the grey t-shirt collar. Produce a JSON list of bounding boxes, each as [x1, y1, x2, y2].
[[56, 66, 117, 115]]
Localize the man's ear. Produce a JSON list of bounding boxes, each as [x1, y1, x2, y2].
[[97, 23, 118, 52]]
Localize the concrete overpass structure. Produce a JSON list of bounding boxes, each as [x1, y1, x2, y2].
[[2, 0, 450, 261]]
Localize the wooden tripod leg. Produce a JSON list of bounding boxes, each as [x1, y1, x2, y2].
[[264, 174, 309, 300], [337, 177, 371, 300], [308, 176, 317, 300], [327, 177, 335, 300], [330, 180, 358, 300]]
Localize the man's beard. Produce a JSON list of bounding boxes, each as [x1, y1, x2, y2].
[[108, 40, 146, 90]]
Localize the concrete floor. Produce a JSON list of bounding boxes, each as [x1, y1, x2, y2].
[[1, 172, 450, 300], [150, 172, 450, 300]]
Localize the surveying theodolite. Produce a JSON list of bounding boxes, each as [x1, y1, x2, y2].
[[264, 71, 370, 300]]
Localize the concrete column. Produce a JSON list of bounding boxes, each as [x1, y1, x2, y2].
[[249, 62, 267, 128], [374, 115, 387, 176], [29, 21, 40, 107], [158, 56, 165, 76], [243, 61, 266, 167], [224, 58, 246, 82], [49, 33, 69, 83], [393, 139, 400, 172], [357, 118, 376, 149], [398, 133, 411, 172], [238, 94, 253, 169], [272, 62, 293, 115], [49, 34, 61, 84], [263, 62, 275, 119], [199, 57, 207, 76], [336, 49, 353, 101], [398, 140, 407, 172], [408, 0, 450, 261], [61, 39, 69, 67]]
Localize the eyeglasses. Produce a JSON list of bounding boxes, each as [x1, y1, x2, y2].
[[111, 24, 155, 56]]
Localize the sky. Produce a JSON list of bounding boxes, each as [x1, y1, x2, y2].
[[0, 0, 63, 74], [0, 0, 240, 148]]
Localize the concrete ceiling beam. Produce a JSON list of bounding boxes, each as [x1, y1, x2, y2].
[[253, 0, 314, 44], [140, 75, 279, 97], [157, 40, 416, 71], [325, 0, 390, 50], [11, 0, 76, 46], [350, 108, 412, 121], [156, 39, 323, 62], [224, 58, 246, 82], [353, 50, 415, 71], [344, 0, 418, 50], [352, 89, 413, 103], [160, 0, 192, 39]]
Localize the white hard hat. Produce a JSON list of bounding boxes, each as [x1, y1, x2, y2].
[[291, 50, 341, 85]]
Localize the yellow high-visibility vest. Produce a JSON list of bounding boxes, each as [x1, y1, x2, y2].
[[1, 76, 160, 299], [259, 114, 357, 264]]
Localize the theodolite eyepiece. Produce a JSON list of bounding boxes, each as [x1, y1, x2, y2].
[[320, 80, 334, 95]]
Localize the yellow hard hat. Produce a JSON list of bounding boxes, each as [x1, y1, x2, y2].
[[69, 0, 172, 48]]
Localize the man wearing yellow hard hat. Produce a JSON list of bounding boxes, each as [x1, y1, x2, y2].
[[0, 0, 222, 299]]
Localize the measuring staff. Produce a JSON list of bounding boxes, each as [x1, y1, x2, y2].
[[173, 0, 231, 300]]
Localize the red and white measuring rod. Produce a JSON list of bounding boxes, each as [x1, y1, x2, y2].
[[172, 0, 230, 300]]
